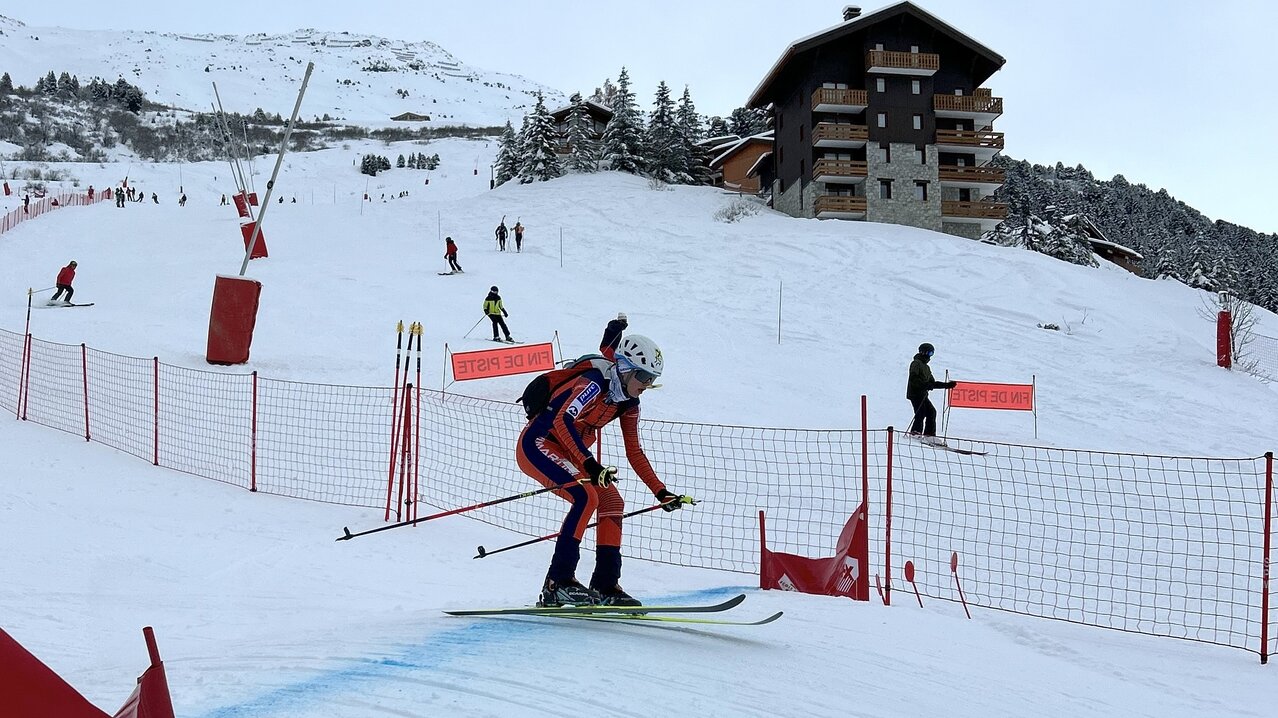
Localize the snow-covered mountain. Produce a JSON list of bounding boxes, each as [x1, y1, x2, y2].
[[0, 14, 565, 126]]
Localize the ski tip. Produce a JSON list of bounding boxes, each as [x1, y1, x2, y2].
[[336, 527, 352, 542], [475, 545, 488, 558]]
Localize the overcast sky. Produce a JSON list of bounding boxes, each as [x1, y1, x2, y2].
[[21, 0, 1278, 233]]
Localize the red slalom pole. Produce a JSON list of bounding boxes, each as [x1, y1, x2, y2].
[[950, 552, 971, 619], [905, 560, 924, 608]]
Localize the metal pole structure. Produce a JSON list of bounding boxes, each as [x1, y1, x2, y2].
[[559, 227, 563, 268], [241, 117, 257, 195], [240, 62, 314, 276], [777, 280, 783, 344], [211, 87, 250, 197]]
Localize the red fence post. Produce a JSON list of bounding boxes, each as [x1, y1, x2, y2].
[[1262, 451, 1273, 665], [857, 394, 870, 602], [885, 426, 895, 606], [1217, 310, 1233, 369], [152, 357, 159, 466], [81, 344, 90, 441], [250, 371, 258, 493]]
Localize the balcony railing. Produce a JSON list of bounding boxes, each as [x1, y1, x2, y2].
[[815, 195, 867, 215], [934, 94, 1004, 115], [941, 200, 1008, 220], [811, 87, 868, 112], [938, 165, 1006, 184], [812, 123, 868, 145], [813, 158, 868, 181], [866, 50, 940, 73], [935, 129, 1005, 150]]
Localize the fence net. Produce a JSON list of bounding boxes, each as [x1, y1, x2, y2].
[[3, 326, 1274, 657]]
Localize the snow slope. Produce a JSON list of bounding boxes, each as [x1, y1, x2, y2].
[[1, 147, 1276, 716], [0, 14, 564, 125]]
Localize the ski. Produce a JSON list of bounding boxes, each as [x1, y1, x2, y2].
[[488, 338, 522, 344], [908, 435, 987, 456], [545, 611, 784, 627], [444, 593, 746, 618], [437, 271, 456, 275], [45, 302, 95, 308]]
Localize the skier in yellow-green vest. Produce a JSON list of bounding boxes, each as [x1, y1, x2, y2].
[[483, 286, 513, 342]]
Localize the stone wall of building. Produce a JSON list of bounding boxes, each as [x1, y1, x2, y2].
[[773, 178, 819, 219], [866, 142, 941, 231], [941, 222, 984, 240]]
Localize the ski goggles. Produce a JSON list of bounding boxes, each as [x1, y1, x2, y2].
[[631, 368, 659, 387]]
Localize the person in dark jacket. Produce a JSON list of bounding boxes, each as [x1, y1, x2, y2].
[[50, 260, 77, 304], [444, 236, 463, 273], [513, 220, 525, 252], [495, 219, 509, 251], [599, 312, 628, 360], [483, 286, 512, 341], [906, 342, 956, 438]]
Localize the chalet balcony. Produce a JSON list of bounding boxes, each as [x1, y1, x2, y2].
[[811, 87, 868, 114], [812, 123, 868, 149], [866, 50, 940, 76], [938, 164, 1005, 190], [813, 158, 868, 185], [815, 195, 867, 219], [942, 200, 1008, 230], [933, 93, 1003, 126], [934, 129, 1004, 164]]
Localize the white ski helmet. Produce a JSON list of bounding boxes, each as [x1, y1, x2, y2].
[[617, 334, 663, 378]]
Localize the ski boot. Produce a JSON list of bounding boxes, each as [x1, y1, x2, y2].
[[590, 583, 642, 607], [538, 577, 601, 608]]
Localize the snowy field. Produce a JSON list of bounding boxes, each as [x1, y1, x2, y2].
[[2, 142, 1276, 716]]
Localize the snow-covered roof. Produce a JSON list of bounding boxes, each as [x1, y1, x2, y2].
[[709, 133, 774, 169], [549, 99, 613, 120], [1065, 214, 1144, 259], [697, 134, 739, 147], [746, 1, 1006, 107], [746, 151, 773, 178]]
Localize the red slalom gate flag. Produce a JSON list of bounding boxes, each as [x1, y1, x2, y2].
[[759, 501, 868, 600]]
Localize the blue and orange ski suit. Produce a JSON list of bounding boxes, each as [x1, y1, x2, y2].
[[516, 366, 666, 587]]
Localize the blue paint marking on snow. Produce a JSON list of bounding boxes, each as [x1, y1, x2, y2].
[[195, 617, 558, 718], [196, 587, 759, 717]]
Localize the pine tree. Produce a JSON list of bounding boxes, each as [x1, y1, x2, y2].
[[599, 67, 646, 174], [564, 92, 599, 173], [407, 153, 417, 169], [493, 120, 520, 186], [588, 78, 618, 108], [0, 72, 12, 94], [645, 81, 686, 183], [43, 71, 57, 95], [397, 154, 406, 168], [517, 91, 563, 183], [706, 116, 730, 138], [676, 86, 712, 185], [727, 107, 768, 136]]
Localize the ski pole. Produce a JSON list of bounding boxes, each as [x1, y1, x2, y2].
[[338, 478, 587, 542], [463, 315, 485, 339], [474, 499, 697, 559]]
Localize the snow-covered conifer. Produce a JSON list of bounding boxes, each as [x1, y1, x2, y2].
[[599, 67, 646, 175], [516, 91, 564, 183], [564, 92, 599, 173]]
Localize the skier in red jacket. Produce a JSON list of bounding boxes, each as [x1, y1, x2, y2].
[[515, 334, 692, 608], [50, 261, 77, 304]]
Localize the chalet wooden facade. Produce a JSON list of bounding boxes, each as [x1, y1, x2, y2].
[[706, 133, 774, 194], [550, 100, 613, 153], [747, 2, 1009, 239], [390, 112, 431, 122]]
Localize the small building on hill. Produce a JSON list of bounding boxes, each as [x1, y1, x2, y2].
[[1065, 214, 1144, 274], [549, 100, 613, 150], [391, 112, 431, 122], [707, 132, 774, 194]]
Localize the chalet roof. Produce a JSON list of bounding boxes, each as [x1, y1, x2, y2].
[[697, 134, 740, 147], [745, 151, 773, 178], [1063, 214, 1144, 259], [709, 132, 774, 169], [549, 99, 613, 122], [746, 1, 1006, 107], [390, 112, 431, 121]]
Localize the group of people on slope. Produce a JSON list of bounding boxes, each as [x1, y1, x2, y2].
[[494, 218, 524, 252]]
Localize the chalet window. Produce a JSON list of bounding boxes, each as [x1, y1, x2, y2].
[[916, 148, 926, 164], [874, 43, 884, 51], [877, 113, 887, 128], [954, 89, 964, 96], [879, 143, 891, 163], [778, 114, 784, 131], [913, 115, 922, 130], [800, 159, 805, 178], [914, 181, 929, 201], [823, 82, 849, 89], [956, 158, 967, 167], [799, 124, 805, 141], [959, 188, 972, 202], [910, 45, 919, 53], [911, 80, 920, 95], [879, 179, 893, 199], [876, 78, 885, 93]]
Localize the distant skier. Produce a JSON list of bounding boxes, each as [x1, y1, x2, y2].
[[515, 333, 688, 608], [49, 260, 77, 305], [151, 192, 159, 204], [87, 185, 95, 201], [513, 220, 525, 252], [444, 236, 463, 273], [495, 218, 508, 252], [220, 194, 228, 206], [599, 312, 628, 361], [114, 187, 124, 208], [483, 286, 513, 342], [906, 342, 957, 439], [179, 194, 187, 207], [23, 194, 30, 213]]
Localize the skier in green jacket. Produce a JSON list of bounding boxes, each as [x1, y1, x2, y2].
[[483, 286, 513, 342]]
